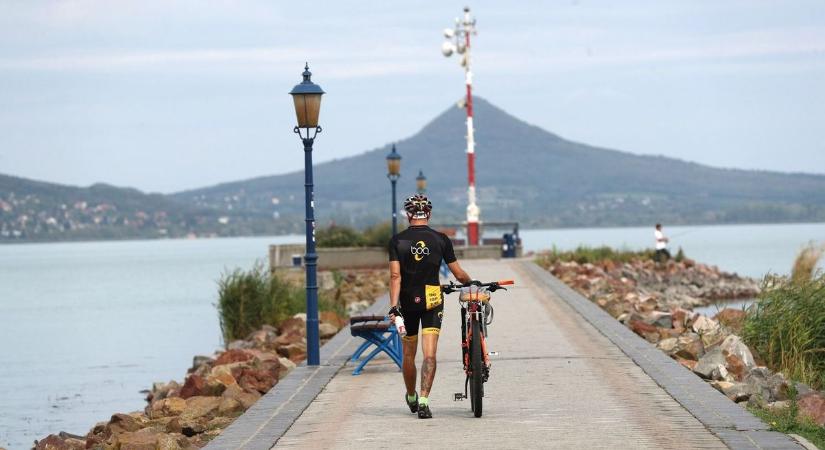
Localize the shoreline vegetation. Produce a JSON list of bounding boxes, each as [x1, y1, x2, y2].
[[33, 266, 389, 450], [538, 245, 825, 447]]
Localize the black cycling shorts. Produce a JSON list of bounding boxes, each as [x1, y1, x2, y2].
[[402, 303, 444, 341]]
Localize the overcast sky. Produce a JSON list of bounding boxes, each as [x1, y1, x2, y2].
[[1, 0, 823, 193]]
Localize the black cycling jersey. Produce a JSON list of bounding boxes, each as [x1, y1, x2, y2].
[[388, 225, 457, 312]]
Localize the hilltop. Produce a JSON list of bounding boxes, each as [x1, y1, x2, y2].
[[3, 97, 825, 242]]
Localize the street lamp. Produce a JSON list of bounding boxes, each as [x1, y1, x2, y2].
[[386, 144, 402, 235], [289, 63, 324, 366], [416, 169, 427, 195]]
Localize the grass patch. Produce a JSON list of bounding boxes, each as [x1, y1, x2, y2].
[[216, 263, 342, 344], [536, 245, 657, 265], [748, 388, 825, 449], [742, 273, 825, 390]]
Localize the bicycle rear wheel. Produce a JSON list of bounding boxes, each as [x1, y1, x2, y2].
[[470, 316, 483, 417]]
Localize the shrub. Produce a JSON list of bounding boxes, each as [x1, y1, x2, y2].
[[217, 263, 317, 344], [742, 273, 825, 390], [792, 242, 824, 284], [316, 225, 366, 248]]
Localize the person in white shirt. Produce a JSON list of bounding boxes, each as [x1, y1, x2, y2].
[[654, 223, 670, 262]]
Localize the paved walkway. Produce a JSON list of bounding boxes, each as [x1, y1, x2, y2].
[[272, 260, 732, 449]]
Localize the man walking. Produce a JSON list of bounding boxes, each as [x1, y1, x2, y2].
[[654, 223, 671, 262], [388, 194, 473, 419]]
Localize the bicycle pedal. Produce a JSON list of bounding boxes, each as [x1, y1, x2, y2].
[[454, 393, 465, 401]]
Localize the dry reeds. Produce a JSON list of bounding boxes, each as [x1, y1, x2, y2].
[[791, 242, 824, 284]]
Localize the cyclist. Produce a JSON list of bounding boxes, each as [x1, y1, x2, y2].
[[388, 194, 474, 419]]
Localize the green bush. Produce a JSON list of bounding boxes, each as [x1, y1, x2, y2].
[[742, 273, 825, 390], [316, 225, 366, 248], [216, 263, 302, 344], [537, 245, 657, 265]]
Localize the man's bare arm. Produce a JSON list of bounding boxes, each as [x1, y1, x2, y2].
[[389, 261, 402, 311], [447, 261, 472, 284]]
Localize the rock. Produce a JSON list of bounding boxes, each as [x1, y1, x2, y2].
[[107, 412, 147, 435], [149, 396, 187, 418], [671, 308, 691, 330], [797, 391, 825, 426], [629, 320, 660, 343], [222, 384, 261, 409], [206, 416, 235, 431], [167, 416, 207, 438], [149, 380, 181, 402], [34, 435, 73, 450], [656, 337, 679, 353], [180, 374, 207, 399], [647, 311, 673, 329], [675, 357, 697, 371], [218, 397, 244, 416], [181, 396, 222, 420], [699, 327, 726, 349], [214, 349, 254, 366], [794, 381, 814, 397], [714, 308, 747, 333], [710, 381, 751, 402], [278, 340, 308, 362], [232, 367, 278, 394], [744, 368, 789, 402], [279, 317, 306, 337], [719, 335, 755, 369], [320, 311, 347, 329], [275, 330, 304, 347], [764, 400, 791, 413], [674, 333, 705, 360], [191, 355, 214, 373], [691, 315, 720, 334], [319, 322, 339, 339], [115, 428, 164, 450], [227, 339, 254, 350], [724, 354, 748, 382], [693, 347, 727, 379], [710, 364, 732, 382]]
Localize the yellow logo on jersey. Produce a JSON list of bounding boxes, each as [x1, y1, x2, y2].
[[411, 240, 430, 261]]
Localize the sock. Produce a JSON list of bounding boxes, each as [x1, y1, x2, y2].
[[406, 393, 417, 403], [419, 396, 429, 406]]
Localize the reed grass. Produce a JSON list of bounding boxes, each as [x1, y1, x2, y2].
[[742, 273, 825, 390], [792, 242, 825, 284], [216, 263, 339, 344]]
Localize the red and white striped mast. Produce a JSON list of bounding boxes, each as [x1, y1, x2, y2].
[[442, 6, 480, 246]]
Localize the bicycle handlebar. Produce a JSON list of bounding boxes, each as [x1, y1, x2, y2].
[[441, 279, 515, 294]]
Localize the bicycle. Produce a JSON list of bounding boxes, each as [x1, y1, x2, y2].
[[441, 279, 514, 417]]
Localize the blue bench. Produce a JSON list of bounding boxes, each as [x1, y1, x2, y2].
[[349, 315, 402, 375]]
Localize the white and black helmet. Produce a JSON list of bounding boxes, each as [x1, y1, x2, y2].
[[403, 194, 432, 219]]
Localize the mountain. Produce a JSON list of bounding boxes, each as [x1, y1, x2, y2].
[[4, 97, 824, 242], [0, 174, 292, 242], [172, 97, 825, 229]]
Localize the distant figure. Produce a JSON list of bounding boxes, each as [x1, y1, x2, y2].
[[654, 223, 671, 262]]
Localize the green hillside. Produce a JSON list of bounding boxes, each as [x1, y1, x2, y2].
[[172, 97, 825, 229]]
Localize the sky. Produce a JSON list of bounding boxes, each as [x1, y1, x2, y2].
[[1, 0, 823, 193]]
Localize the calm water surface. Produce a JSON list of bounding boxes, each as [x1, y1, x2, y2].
[[1, 223, 823, 448]]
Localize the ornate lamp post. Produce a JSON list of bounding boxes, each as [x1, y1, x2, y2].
[[416, 169, 427, 195], [386, 144, 402, 235], [289, 63, 324, 366], [442, 6, 481, 246]]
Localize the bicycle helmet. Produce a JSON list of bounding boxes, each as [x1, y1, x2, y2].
[[404, 194, 432, 219]]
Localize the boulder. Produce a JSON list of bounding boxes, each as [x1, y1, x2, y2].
[[675, 357, 697, 371], [279, 317, 306, 337], [719, 335, 755, 369], [278, 341, 308, 363], [149, 380, 181, 402], [221, 384, 261, 409], [181, 396, 222, 420], [646, 311, 673, 329], [167, 416, 207, 438], [107, 412, 147, 435], [214, 349, 255, 366], [191, 355, 214, 373], [232, 367, 278, 394], [34, 435, 74, 450], [724, 354, 748, 382], [699, 327, 726, 349], [744, 368, 789, 402], [179, 374, 206, 399], [656, 337, 679, 354], [320, 311, 347, 329], [218, 397, 244, 416], [319, 322, 339, 339], [691, 315, 719, 334], [674, 333, 704, 360], [714, 308, 747, 333], [274, 330, 304, 347], [797, 391, 825, 426], [693, 347, 727, 380], [227, 340, 254, 350], [764, 400, 791, 413], [114, 428, 164, 450], [629, 320, 660, 343], [710, 381, 751, 402], [149, 397, 187, 419]]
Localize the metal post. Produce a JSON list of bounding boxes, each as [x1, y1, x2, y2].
[[462, 8, 480, 246], [303, 136, 320, 366], [391, 178, 398, 235]]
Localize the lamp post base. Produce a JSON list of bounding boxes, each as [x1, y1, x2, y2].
[[467, 221, 480, 246]]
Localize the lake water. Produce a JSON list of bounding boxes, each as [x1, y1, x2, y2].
[[1, 223, 823, 448]]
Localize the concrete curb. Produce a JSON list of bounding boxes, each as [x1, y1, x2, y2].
[[205, 294, 390, 450], [522, 262, 802, 450]]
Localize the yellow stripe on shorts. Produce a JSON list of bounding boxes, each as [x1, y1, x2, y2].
[[402, 334, 418, 342], [422, 327, 440, 335]]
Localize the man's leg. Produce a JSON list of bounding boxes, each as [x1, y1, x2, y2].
[[402, 336, 418, 396], [420, 333, 439, 398]]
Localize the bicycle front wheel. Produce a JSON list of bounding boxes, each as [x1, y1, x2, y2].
[[470, 316, 483, 418]]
